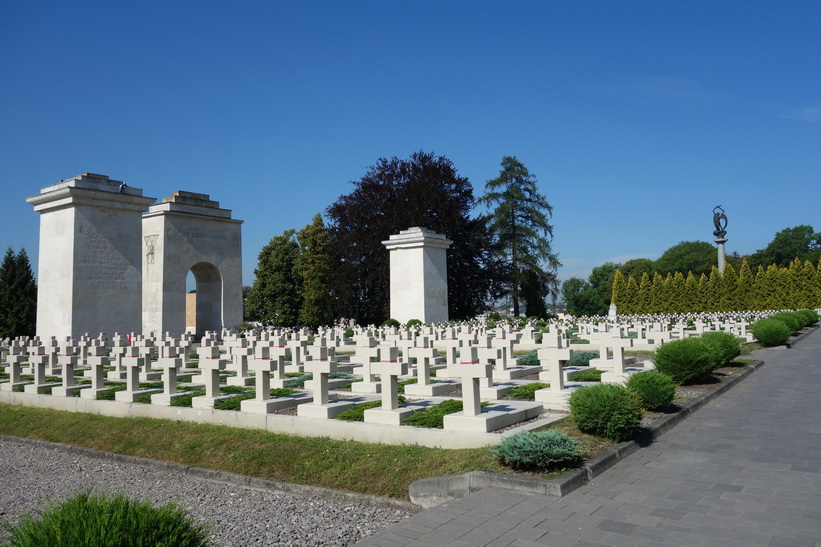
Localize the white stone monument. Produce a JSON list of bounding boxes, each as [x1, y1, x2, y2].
[[382, 227, 452, 324], [26, 174, 156, 339], [142, 191, 243, 336]]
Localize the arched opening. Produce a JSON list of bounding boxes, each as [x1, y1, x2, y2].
[[187, 262, 223, 337]]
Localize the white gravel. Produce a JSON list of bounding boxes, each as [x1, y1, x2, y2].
[[0, 437, 412, 546]]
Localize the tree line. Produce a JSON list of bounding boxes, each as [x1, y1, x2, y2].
[[611, 258, 821, 316], [0, 248, 37, 338], [562, 225, 821, 317], [245, 152, 560, 327]]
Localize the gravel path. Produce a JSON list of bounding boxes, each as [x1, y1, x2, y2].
[[0, 438, 412, 546]]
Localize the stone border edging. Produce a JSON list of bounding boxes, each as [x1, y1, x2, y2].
[[409, 359, 766, 508], [0, 435, 421, 514]]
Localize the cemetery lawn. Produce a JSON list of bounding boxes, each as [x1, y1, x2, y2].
[[0, 404, 614, 499]]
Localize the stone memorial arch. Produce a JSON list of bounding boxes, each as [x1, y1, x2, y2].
[[27, 174, 243, 340], [142, 191, 243, 337]]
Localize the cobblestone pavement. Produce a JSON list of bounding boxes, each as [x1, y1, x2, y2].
[[360, 328, 821, 546]]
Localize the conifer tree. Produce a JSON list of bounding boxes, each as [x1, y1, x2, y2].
[[0, 248, 37, 338], [797, 260, 818, 309], [245, 230, 303, 327], [610, 270, 626, 310], [751, 265, 767, 310], [296, 214, 333, 329], [671, 271, 685, 314], [705, 266, 721, 312], [480, 156, 559, 316], [683, 271, 698, 313], [736, 259, 754, 311], [649, 273, 665, 314], [623, 276, 639, 315], [696, 273, 709, 313], [637, 272, 651, 314], [718, 263, 739, 311]]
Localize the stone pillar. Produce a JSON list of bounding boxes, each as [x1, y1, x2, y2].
[[382, 227, 453, 324], [26, 174, 156, 340], [715, 237, 727, 274]]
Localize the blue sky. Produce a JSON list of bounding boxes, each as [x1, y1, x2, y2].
[[2, 1, 819, 288]]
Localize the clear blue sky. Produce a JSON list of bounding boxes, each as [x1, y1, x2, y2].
[[2, 1, 819, 288]]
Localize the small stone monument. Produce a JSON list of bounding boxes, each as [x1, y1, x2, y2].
[[382, 227, 452, 323]]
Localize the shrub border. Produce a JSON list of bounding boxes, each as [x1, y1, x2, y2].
[[409, 325, 817, 508]]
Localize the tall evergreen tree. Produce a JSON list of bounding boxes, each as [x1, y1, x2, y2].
[[479, 156, 560, 316], [719, 263, 739, 311], [0, 248, 37, 338], [245, 230, 303, 327], [296, 214, 333, 329], [736, 259, 754, 311], [637, 272, 651, 314], [670, 271, 686, 314], [610, 270, 626, 309], [623, 276, 639, 315], [683, 271, 698, 313]]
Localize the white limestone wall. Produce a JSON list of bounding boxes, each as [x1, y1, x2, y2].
[[34, 207, 75, 339], [27, 174, 155, 339]]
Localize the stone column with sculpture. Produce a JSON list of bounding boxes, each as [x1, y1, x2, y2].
[[713, 205, 728, 273]]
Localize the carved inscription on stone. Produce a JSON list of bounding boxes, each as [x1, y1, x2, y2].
[[79, 226, 131, 291], [178, 227, 227, 241]]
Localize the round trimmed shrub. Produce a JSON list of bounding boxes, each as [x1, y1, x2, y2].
[[405, 319, 423, 328], [651, 338, 714, 384], [569, 384, 644, 442], [796, 309, 820, 327], [626, 371, 676, 411], [381, 318, 401, 328], [768, 312, 803, 334], [749, 318, 792, 347], [3, 490, 211, 546], [491, 430, 581, 470], [699, 331, 742, 369]]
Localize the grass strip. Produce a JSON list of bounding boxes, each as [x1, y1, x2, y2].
[[0, 402, 502, 500]]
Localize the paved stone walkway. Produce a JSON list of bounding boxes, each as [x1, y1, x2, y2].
[[360, 328, 821, 546]]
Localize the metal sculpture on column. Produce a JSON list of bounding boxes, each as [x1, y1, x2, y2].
[[713, 205, 728, 273]]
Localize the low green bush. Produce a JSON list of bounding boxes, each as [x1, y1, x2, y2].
[[491, 430, 581, 470], [749, 318, 792, 347], [699, 331, 742, 369], [571, 368, 603, 382], [335, 400, 383, 421], [569, 384, 644, 442], [405, 319, 423, 328], [626, 371, 676, 411], [170, 390, 206, 407], [506, 382, 549, 400], [768, 312, 804, 334], [795, 309, 819, 327], [2, 489, 210, 547], [381, 318, 400, 328], [516, 350, 539, 366], [402, 399, 483, 429], [214, 393, 254, 411], [651, 338, 714, 384], [568, 351, 598, 367]]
